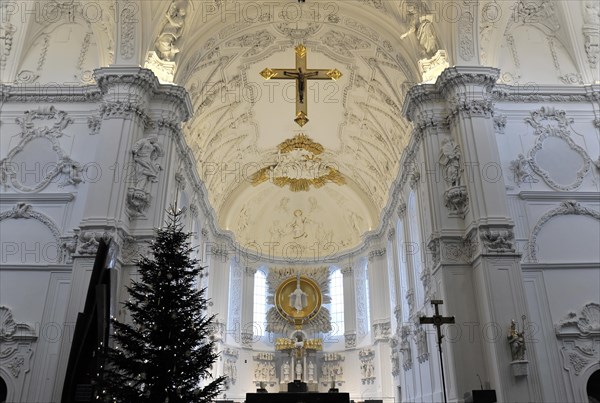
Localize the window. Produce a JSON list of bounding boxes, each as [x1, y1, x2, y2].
[[253, 269, 267, 337], [408, 191, 423, 302], [329, 267, 344, 336], [397, 218, 409, 322], [364, 259, 371, 332]]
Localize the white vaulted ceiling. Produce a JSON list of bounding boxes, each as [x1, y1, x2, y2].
[[171, 0, 426, 257], [5, 0, 593, 258]]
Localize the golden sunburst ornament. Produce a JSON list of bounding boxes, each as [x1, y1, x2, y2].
[[249, 134, 346, 191]]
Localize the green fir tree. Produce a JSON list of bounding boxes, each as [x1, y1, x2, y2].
[[101, 207, 225, 402]]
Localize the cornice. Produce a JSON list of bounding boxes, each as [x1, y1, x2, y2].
[[94, 66, 159, 94], [0, 193, 75, 203], [521, 262, 600, 270], [401, 83, 441, 123], [518, 191, 600, 202], [153, 84, 193, 122], [1, 84, 101, 103], [492, 84, 600, 103]]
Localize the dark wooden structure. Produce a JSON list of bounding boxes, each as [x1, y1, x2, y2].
[[61, 239, 118, 402]]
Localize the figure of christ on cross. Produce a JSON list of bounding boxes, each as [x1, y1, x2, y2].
[[420, 299, 455, 403], [260, 44, 342, 127], [283, 68, 318, 104]]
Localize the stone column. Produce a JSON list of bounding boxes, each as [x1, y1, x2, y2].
[[80, 66, 156, 228], [367, 246, 391, 341], [341, 263, 357, 349], [439, 66, 540, 402], [206, 243, 231, 342], [387, 227, 401, 335], [368, 245, 394, 402], [403, 83, 466, 401]]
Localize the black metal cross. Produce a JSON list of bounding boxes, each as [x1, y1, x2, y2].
[[420, 299, 455, 403]]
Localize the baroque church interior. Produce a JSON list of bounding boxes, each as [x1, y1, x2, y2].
[[0, 0, 599, 401]]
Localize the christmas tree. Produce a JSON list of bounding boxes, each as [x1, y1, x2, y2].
[[101, 207, 225, 402]]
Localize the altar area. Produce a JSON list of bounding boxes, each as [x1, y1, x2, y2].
[[243, 272, 349, 401], [245, 391, 351, 403]]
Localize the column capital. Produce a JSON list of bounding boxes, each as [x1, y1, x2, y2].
[[341, 265, 353, 275], [437, 66, 500, 94], [402, 84, 446, 129], [344, 331, 357, 349], [437, 66, 500, 121], [94, 66, 158, 98], [244, 265, 258, 276], [368, 247, 387, 262], [397, 200, 407, 218]]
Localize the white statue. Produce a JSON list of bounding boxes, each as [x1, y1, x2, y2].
[[288, 273, 308, 312], [401, 8, 438, 56], [308, 361, 315, 382], [439, 137, 461, 187], [254, 365, 261, 380], [295, 360, 303, 380], [269, 363, 275, 380], [282, 361, 290, 382], [131, 135, 164, 190], [155, 0, 189, 60]]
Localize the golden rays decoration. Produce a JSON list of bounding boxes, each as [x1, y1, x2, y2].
[[250, 134, 346, 192]]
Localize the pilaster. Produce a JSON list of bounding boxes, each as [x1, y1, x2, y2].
[[439, 67, 537, 401], [403, 66, 541, 401], [206, 243, 231, 332], [367, 246, 391, 341], [387, 227, 401, 334], [341, 263, 357, 349], [79, 66, 157, 231], [241, 265, 257, 348]]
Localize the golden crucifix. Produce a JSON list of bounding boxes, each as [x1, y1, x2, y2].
[[260, 44, 342, 127]]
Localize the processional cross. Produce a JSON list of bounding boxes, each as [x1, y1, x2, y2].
[[420, 299, 455, 403], [260, 44, 342, 127]]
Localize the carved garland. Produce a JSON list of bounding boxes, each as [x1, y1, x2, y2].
[[556, 302, 600, 336], [529, 200, 600, 262], [0, 306, 36, 382], [0, 203, 63, 259], [1, 107, 84, 192], [555, 302, 599, 377], [525, 107, 592, 191]]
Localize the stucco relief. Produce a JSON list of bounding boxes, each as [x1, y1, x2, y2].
[[556, 302, 599, 379], [528, 201, 600, 262], [358, 348, 376, 384], [510, 154, 539, 186], [0, 20, 16, 71], [1, 107, 85, 192], [0, 306, 36, 387], [556, 302, 600, 336], [0, 203, 70, 263], [524, 107, 592, 191], [400, 325, 412, 371], [582, 0, 599, 69]]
